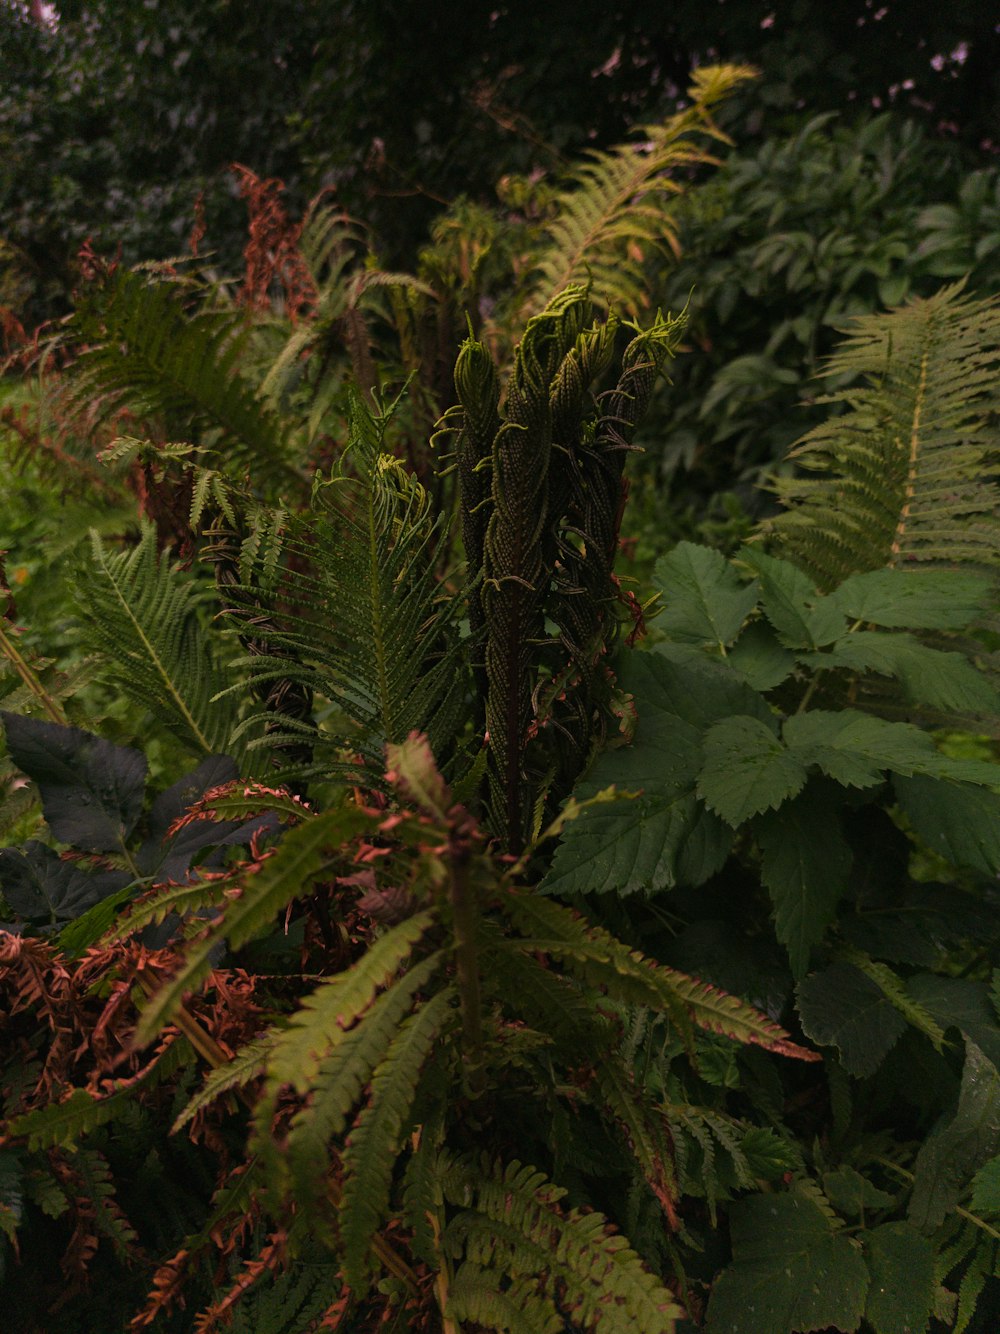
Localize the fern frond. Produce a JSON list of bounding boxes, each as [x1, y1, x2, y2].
[[65, 267, 305, 497], [129, 806, 372, 1043], [503, 892, 819, 1061], [278, 951, 446, 1213], [77, 524, 244, 759], [520, 64, 756, 323], [340, 985, 459, 1289], [173, 1032, 278, 1131], [442, 1156, 684, 1332], [447, 1261, 567, 1333], [767, 282, 1000, 586], [229, 394, 469, 780]]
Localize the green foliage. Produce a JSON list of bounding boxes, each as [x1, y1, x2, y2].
[[766, 282, 1000, 584]]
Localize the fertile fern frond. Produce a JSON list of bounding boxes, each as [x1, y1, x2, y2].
[[77, 524, 247, 760], [767, 282, 1000, 587], [65, 267, 305, 498], [441, 1156, 684, 1332], [228, 394, 470, 780], [519, 63, 756, 324]]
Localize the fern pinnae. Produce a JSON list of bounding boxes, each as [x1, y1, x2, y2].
[[173, 1032, 279, 1132], [79, 524, 240, 758], [768, 282, 1000, 586], [340, 985, 459, 1290]]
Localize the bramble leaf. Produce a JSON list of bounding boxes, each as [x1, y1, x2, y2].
[[862, 1222, 935, 1334], [698, 716, 807, 826], [828, 568, 994, 631], [705, 1188, 868, 1333], [909, 1040, 1000, 1233], [738, 548, 846, 649], [894, 776, 1000, 876], [757, 786, 851, 976], [653, 541, 758, 649], [796, 963, 908, 1077]]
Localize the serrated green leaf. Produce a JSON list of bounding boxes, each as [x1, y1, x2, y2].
[[653, 541, 758, 648], [909, 1040, 1000, 1233], [829, 569, 994, 631], [905, 975, 1000, 1072], [800, 632, 999, 715], [698, 716, 808, 826], [969, 1156, 1000, 1214], [705, 1189, 868, 1333], [740, 1128, 801, 1181], [738, 548, 846, 649], [894, 776, 1000, 876], [727, 620, 797, 691], [784, 710, 948, 788], [863, 1222, 934, 1334], [822, 1167, 895, 1216], [796, 963, 908, 1078], [757, 785, 851, 977]]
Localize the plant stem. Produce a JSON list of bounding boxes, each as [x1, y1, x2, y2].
[[875, 1156, 1000, 1242], [449, 849, 485, 1097], [0, 621, 68, 725]]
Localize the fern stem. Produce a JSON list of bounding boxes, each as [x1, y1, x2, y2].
[[449, 850, 485, 1098], [0, 621, 69, 725], [888, 345, 929, 567]]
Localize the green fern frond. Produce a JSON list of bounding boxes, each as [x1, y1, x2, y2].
[[447, 1261, 567, 1333], [77, 524, 244, 759], [520, 63, 756, 323], [173, 1032, 278, 1131], [278, 951, 446, 1214], [340, 985, 459, 1289], [65, 267, 305, 497], [222, 1259, 342, 1334], [441, 1156, 684, 1332], [503, 892, 819, 1061], [228, 393, 469, 779], [767, 282, 1000, 587]]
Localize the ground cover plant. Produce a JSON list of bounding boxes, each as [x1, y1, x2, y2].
[[1, 62, 999, 1334]]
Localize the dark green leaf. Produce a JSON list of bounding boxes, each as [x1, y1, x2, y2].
[[740, 1128, 801, 1181], [698, 716, 807, 826], [970, 1156, 1000, 1214], [653, 541, 758, 648], [829, 569, 994, 631], [784, 710, 950, 787], [797, 963, 907, 1078], [1, 713, 146, 853], [822, 1167, 894, 1216], [705, 1189, 868, 1333], [863, 1222, 934, 1334], [738, 548, 846, 649], [728, 620, 797, 691], [909, 1040, 1000, 1233], [757, 786, 851, 976], [800, 633, 999, 715], [905, 976, 1000, 1072], [894, 776, 1000, 876]]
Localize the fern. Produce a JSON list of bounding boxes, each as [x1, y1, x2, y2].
[[441, 1156, 684, 1332], [502, 892, 819, 1061], [76, 523, 246, 760], [65, 267, 305, 497], [518, 63, 756, 324], [340, 985, 459, 1289], [767, 282, 1000, 587], [226, 393, 469, 780]]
